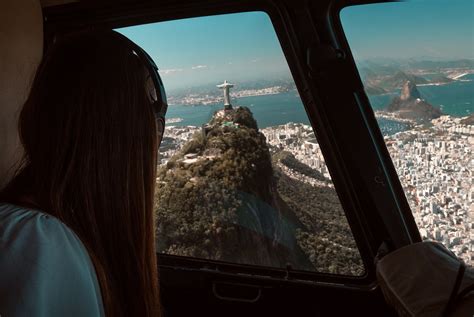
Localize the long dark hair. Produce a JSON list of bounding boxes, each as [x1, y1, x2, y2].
[[1, 30, 161, 316]]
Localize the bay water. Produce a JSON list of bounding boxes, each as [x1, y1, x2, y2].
[[166, 74, 473, 136]]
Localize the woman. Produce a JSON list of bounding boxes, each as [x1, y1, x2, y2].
[[0, 30, 166, 316]]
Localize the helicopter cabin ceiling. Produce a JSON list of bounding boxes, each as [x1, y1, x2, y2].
[[40, 0, 157, 8], [41, 0, 78, 7]]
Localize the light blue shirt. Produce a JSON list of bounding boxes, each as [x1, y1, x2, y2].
[[0, 203, 105, 316]]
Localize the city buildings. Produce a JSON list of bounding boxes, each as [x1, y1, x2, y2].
[[160, 115, 473, 265]]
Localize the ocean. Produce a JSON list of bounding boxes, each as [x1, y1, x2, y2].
[[368, 74, 474, 116], [166, 74, 473, 136]]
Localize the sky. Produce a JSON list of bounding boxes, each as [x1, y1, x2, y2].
[[117, 0, 473, 91], [117, 12, 291, 92], [341, 0, 474, 61]]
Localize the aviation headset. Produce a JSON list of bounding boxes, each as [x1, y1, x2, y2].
[[109, 30, 168, 142]]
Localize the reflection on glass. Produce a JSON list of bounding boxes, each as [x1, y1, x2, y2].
[[341, 0, 473, 264]]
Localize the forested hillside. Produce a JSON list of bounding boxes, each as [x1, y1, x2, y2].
[[155, 107, 364, 275]]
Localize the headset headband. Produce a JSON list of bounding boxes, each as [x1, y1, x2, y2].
[[110, 30, 168, 123]]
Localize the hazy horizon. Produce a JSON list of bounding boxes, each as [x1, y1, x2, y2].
[[341, 0, 473, 62], [117, 12, 291, 92], [117, 0, 473, 92]]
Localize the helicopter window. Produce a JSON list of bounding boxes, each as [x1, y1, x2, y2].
[[117, 11, 365, 276], [341, 0, 473, 266]]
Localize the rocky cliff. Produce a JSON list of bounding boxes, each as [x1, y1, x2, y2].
[[387, 81, 442, 122]]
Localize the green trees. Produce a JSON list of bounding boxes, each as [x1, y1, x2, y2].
[[273, 166, 364, 275], [180, 131, 206, 155], [231, 106, 258, 130], [155, 107, 275, 260], [273, 151, 327, 182], [155, 106, 364, 275], [209, 106, 258, 130]]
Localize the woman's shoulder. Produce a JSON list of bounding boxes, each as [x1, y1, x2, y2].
[[1, 202, 63, 235], [0, 202, 82, 251], [0, 203, 105, 316], [0, 201, 46, 221]]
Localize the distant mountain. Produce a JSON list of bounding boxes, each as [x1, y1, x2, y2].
[[399, 81, 421, 100], [377, 71, 429, 90], [359, 64, 401, 79], [358, 58, 474, 71], [428, 74, 455, 84], [155, 106, 363, 275], [365, 85, 387, 96], [386, 81, 442, 121], [167, 77, 295, 98], [406, 59, 474, 70], [357, 59, 474, 93]]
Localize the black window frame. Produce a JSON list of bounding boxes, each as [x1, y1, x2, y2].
[[326, 0, 422, 243], [43, 0, 421, 290]]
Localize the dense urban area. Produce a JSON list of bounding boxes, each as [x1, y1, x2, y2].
[[156, 59, 473, 270], [260, 116, 473, 265], [158, 111, 473, 268]]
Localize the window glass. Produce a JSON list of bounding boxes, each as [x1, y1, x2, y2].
[[117, 12, 364, 275], [341, 0, 473, 265]]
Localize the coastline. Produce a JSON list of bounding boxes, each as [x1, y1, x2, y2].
[[417, 78, 472, 87], [168, 86, 294, 107], [374, 111, 416, 125]]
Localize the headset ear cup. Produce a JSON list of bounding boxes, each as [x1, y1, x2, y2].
[[110, 30, 168, 119], [156, 118, 165, 148]]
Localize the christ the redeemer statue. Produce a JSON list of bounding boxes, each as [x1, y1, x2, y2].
[[217, 80, 234, 110]]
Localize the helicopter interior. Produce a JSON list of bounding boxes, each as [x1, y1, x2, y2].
[[1, 0, 472, 316]]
